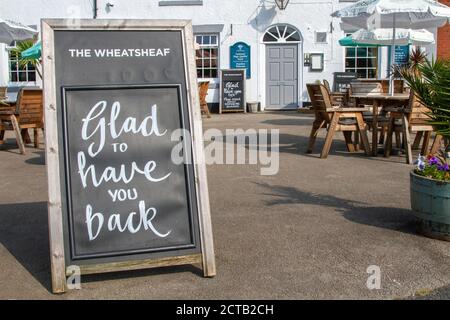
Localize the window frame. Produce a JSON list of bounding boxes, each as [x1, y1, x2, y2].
[[315, 31, 328, 44], [262, 25, 301, 44], [194, 33, 220, 80], [7, 43, 37, 84], [344, 34, 379, 79]]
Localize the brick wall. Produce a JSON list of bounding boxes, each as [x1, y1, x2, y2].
[[437, 0, 450, 59]]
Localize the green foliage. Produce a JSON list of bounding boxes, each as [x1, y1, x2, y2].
[[10, 40, 42, 79], [408, 47, 427, 76], [398, 58, 450, 141]]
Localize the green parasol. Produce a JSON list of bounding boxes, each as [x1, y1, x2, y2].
[[338, 35, 380, 47], [21, 41, 41, 59]]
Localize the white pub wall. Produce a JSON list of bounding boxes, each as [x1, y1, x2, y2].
[[0, 0, 437, 109]]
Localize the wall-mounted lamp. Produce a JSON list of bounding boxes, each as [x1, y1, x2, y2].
[[275, 0, 290, 10]]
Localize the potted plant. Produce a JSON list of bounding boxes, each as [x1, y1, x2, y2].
[[399, 58, 450, 241]]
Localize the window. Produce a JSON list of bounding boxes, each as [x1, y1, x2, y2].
[[195, 34, 219, 79], [263, 25, 301, 43], [315, 32, 328, 44], [9, 48, 36, 83], [345, 46, 378, 79]]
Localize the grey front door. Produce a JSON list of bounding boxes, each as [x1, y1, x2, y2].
[[266, 44, 298, 110]]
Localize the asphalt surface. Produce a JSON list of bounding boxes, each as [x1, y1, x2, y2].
[[0, 112, 449, 299]]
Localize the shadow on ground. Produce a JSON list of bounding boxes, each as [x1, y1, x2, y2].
[[0, 202, 52, 291], [216, 132, 408, 164], [256, 182, 419, 236], [0, 201, 203, 293], [25, 151, 45, 165]]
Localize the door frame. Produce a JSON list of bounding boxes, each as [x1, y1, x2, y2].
[[264, 43, 299, 110], [258, 24, 303, 111]]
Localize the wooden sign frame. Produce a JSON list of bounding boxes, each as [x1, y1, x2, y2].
[[42, 19, 216, 294], [219, 69, 247, 114]]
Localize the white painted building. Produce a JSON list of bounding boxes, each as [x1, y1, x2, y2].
[[0, 0, 437, 110]]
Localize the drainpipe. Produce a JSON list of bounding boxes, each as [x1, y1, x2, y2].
[[93, 0, 98, 19]]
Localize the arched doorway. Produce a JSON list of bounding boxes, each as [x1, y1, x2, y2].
[[262, 24, 302, 110]]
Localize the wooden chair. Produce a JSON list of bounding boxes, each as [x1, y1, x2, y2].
[[350, 81, 392, 145], [358, 79, 404, 94], [429, 134, 447, 156], [384, 91, 435, 164], [323, 79, 332, 93], [0, 87, 7, 100], [323, 80, 345, 107], [306, 84, 371, 159], [198, 81, 211, 118], [0, 88, 44, 154]]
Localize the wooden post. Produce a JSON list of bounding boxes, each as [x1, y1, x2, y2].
[[184, 22, 216, 277], [402, 114, 413, 164], [321, 112, 339, 159], [10, 115, 25, 154], [42, 20, 67, 293], [355, 113, 371, 155], [371, 100, 379, 156]]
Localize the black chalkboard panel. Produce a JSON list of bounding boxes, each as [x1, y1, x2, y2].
[[53, 30, 201, 265], [62, 85, 198, 260], [220, 69, 246, 113]]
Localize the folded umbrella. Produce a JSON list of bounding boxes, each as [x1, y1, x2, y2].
[[351, 28, 435, 46], [0, 18, 37, 45], [339, 35, 380, 47]]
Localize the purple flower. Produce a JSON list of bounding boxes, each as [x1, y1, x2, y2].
[[428, 156, 439, 166], [438, 163, 449, 171], [416, 155, 426, 171]]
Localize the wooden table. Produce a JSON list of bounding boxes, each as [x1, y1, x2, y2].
[[351, 93, 410, 156]]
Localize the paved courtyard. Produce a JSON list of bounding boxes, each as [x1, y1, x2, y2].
[[0, 111, 449, 299]]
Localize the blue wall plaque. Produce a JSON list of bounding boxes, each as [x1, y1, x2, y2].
[[230, 42, 251, 79], [388, 45, 410, 66]]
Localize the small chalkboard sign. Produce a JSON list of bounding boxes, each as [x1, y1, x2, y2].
[[220, 69, 246, 114], [42, 19, 215, 293]]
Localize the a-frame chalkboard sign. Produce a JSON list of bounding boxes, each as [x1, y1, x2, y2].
[[219, 69, 246, 114], [42, 19, 216, 294]]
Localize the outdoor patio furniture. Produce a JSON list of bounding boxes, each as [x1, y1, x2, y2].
[[0, 88, 43, 154], [323, 79, 331, 92], [0, 87, 6, 100], [358, 79, 404, 94], [306, 83, 371, 159], [198, 81, 211, 118], [384, 91, 436, 163], [350, 92, 410, 157], [350, 81, 391, 145], [323, 80, 345, 106]]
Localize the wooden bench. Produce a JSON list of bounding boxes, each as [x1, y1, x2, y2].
[[0, 88, 44, 154]]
